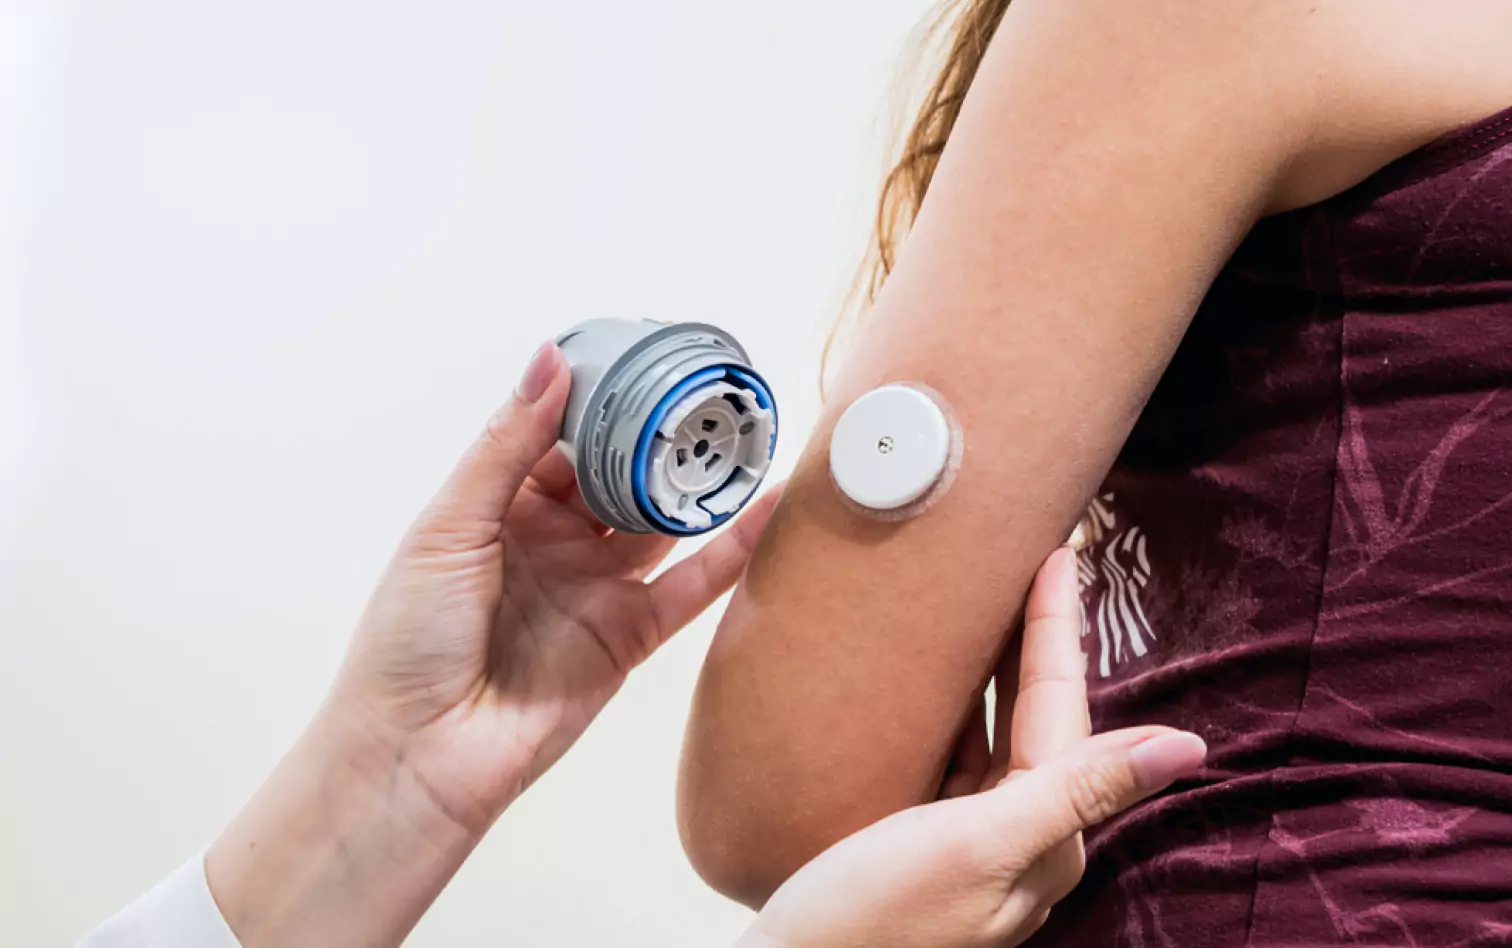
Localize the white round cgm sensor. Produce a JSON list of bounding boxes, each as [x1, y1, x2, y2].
[[829, 383, 955, 514]]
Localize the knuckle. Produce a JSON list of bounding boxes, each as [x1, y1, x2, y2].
[[1016, 671, 1082, 693], [937, 819, 999, 871], [1062, 756, 1129, 828], [484, 404, 518, 449]]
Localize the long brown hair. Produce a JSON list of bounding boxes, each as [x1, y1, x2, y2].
[[823, 0, 1010, 391]]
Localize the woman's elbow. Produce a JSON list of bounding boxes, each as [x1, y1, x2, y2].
[[674, 541, 952, 905], [675, 753, 812, 908]]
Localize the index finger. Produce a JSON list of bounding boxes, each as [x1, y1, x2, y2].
[[1009, 545, 1091, 771], [644, 485, 783, 649], [988, 726, 1202, 861], [418, 343, 570, 546]]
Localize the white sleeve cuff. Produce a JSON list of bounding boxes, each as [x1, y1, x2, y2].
[[78, 852, 242, 948]]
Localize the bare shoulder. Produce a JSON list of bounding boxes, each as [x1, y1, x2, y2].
[[968, 0, 1512, 214]]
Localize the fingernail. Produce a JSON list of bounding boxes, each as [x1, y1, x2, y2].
[[517, 342, 559, 404], [1128, 732, 1206, 792]]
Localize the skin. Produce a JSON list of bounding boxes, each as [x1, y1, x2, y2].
[[195, 343, 1203, 948], [738, 548, 1207, 948], [205, 343, 780, 946], [679, 0, 1512, 906]]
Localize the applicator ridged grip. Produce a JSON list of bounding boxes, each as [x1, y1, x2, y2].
[[556, 319, 777, 536]]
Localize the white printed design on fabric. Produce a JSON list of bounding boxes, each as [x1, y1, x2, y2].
[[1072, 494, 1156, 679]]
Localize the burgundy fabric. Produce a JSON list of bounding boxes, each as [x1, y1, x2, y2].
[[1033, 106, 1512, 946]]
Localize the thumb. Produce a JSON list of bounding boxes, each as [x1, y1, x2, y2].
[[988, 727, 1206, 861], [426, 341, 571, 530]]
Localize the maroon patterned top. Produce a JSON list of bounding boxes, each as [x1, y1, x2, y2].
[[1038, 106, 1512, 945]]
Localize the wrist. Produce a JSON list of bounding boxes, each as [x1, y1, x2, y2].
[[206, 703, 481, 948]]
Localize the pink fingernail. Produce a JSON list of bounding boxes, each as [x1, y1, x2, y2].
[[1128, 732, 1206, 792], [516, 342, 559, 404]]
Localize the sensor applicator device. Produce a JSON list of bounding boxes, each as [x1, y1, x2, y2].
[[555, 318, 777, 536], [829, 383, 960, 520]]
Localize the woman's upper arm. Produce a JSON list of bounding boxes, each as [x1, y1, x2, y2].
[[677, 0, 1379, 906]]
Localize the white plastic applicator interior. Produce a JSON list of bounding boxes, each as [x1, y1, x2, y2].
[[647, 381, 775, 530]]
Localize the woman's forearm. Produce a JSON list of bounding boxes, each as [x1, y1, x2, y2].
[[204, 702, 482, 948]]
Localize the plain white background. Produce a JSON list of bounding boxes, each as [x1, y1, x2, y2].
[[0, 0, 939, 944]]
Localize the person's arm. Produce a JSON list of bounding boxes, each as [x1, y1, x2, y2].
[[740, 548, 1207, 948], [677, 0, 1499, 906], [77, 343, 779, 948]]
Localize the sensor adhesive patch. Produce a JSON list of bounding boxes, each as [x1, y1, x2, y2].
[[829, 383, 962, 521]]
